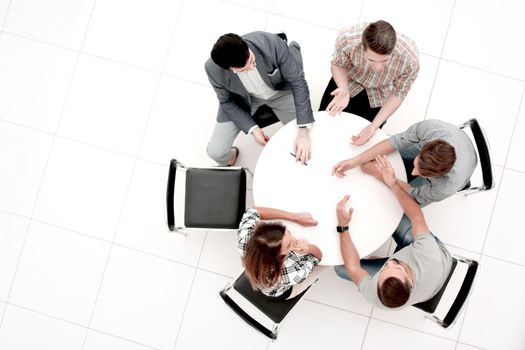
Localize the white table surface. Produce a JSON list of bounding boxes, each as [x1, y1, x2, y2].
[[253, 111, 407, 265]]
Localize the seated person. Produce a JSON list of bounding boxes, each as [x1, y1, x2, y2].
[[319, 20, 419, 145], [238, 207, 323, 299], [205, 32, 314, 166], [332, 119, 477, 249], [334, 155, 453, 308]]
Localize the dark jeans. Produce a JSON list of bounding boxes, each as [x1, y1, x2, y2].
[[318, 78, 381, 123]]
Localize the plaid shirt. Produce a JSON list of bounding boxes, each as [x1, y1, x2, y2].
[[331, 23, 419, 108], [237, 208, 320, 298]]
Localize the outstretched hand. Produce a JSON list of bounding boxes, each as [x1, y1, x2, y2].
[[332, 158, 358, 178], [294, 212, 318, 227], [326, 88, 350, 116], [351, 124, 377, 146], [375, 155, 397, 188], [336, 194, 354, 226]]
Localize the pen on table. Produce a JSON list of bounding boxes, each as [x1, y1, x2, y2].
[[289, 152, 308, 166]]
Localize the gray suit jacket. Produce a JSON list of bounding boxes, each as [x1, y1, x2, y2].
[[205, 31, 314, 133]]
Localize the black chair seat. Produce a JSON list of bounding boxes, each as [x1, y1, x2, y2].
[[253, 104, 280, 129], [166, 159, 246, 231], [185, 168, 246, 228], [233, 272, 307, 323], [220, 270, 313, 340]]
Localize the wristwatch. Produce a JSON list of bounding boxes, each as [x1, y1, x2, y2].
[[336, 225, 349, 233]]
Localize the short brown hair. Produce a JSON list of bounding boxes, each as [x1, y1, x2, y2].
[[362, 20, 397, 55], [378, 277, 411, 308], [417, 140, 456, 177], [243, 222, 286, 289]]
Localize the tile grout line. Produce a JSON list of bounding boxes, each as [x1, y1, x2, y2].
[[1, 30, 162, 75], [263, 0, 275, 30], [302, 298, 372, 319], [4, 302, 162, 350], [359, 316, 372, 350], [171, 230, 209, 350], [2, 19, 525, 106], [357, 0, 366, 22], [0, 0, 99, 335], [453, 85, 525, 347], [422, 0, 457, 122], [477, 85, 525, 256], [370, 316, 460, 343], [80, 0, 188, 347], [0, 0, 13, 30]]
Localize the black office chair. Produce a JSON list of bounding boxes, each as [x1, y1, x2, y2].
[[458, 118, 494, 195], [413, 255, 479, 328], [166, 159, 246, 234], [220, 270, 316, 340]]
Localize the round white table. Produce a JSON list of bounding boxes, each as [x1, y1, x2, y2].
[[253, 111, 407, 265]]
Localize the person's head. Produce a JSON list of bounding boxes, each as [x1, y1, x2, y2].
[[377, 258, 413, 308], [412, 140, 457, 178], [243, 222, 296, 289], [211, 33, 254, 71], [362, 20, 396, 71]]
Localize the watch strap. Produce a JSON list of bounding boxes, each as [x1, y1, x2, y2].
[[336, 225, 349, 233]]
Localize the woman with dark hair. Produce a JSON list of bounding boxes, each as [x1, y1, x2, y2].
[[237, 207, 324, 300]]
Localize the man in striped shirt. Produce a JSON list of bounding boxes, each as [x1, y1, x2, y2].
[[319, 20, 419, 145]]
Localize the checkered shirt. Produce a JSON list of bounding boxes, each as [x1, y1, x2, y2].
[[237, 208, 320, 298], [331, 23, 420, 108]]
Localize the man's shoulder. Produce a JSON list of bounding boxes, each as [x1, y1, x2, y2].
[[243, 31, 280, 48], [394, 32, 419, 66]]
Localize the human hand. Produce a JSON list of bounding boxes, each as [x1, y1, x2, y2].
[[360, 160, 381, 179], [292, 239, 311, 254], [326, 88, 350, 116], [332, 158, 358, 178], [336, 194, 354, 226], [252, 127, 269, 146], [375, 155, 397, 188], [294, 212, 318, 227], [293, 128, 311, 164], [351, 124, 377, 146]]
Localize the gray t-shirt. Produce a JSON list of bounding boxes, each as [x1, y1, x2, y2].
[[359, 233, 453, 309], [389, 119, 477, 205]]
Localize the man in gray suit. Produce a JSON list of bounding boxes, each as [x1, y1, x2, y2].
[[205, 32, 314, 166]]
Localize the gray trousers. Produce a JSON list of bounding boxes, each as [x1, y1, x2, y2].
[[207, 90, 296, 165]]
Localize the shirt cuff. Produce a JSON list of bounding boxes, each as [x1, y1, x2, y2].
[[297, 123, 313, 129], [248, 125, 258, 134]]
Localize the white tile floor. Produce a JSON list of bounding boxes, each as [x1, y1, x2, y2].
[[0, 0, 524, 349]]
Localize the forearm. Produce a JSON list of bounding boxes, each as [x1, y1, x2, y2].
[[255, 207, 298, 221], [308, 243, 322, 259], [389, 182, 423, 223], [373, 175, 412, 194], [371, 94, 403, 129], [355, 139, 395, 165], [339, 232, 361, 273], [331, 65, 349, 91], [396, 179, 411, 193]]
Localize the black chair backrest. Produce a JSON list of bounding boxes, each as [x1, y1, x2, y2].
[[413, 258, 478, 328], [468, 119, 494, 190], [413, 259, 458, 313], [220, 271, 311, 340], [442, 260, 478, 328], [166, 159, 178, 231]]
